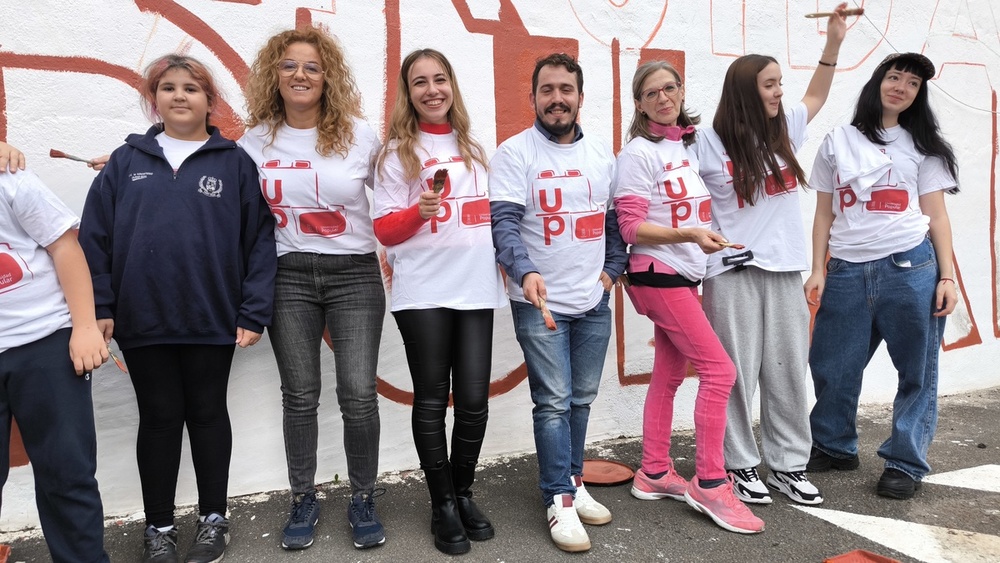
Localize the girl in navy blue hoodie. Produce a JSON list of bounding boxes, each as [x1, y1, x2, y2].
[[79, 54, 277, 563]]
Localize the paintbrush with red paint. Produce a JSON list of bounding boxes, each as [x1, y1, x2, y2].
[[49, 148, 95, 165], [432, 169, 448, 194], [538, 298, 557, 331]]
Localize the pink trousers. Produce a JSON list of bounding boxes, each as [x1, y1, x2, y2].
[[627, 281, 736, 481]]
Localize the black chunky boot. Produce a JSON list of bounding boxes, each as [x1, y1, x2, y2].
[[424, 461, 471, 555], [452, 460, 495, 541]]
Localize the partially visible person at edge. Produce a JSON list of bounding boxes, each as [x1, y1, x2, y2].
[[692, 3, 850, 507], [239, 26, 387, 551], [489, 53, 628, 553], [0, 165, 110, 563], [614, 60, 764, 534], [804, 52, 958, 500], [372, 48, 506, 556], [79, 54, 276, 563]]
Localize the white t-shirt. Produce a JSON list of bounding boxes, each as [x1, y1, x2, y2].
[[489, 127, 616, 315], [812, 125, 956, 262], [693, 102, 809, 276], [238, 118, 380, 256], [0, 170, 77, 354], [373, 131, 505, 311], [615, 136, 712, 281], [156, 132, 207, 171]]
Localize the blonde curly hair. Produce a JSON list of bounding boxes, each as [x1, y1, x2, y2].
[[244, 26, 363, 157], [377, 49, 488, 180]]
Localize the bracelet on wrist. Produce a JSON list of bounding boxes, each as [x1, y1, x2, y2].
[[939, 277, 955, 284], [818, 60, 837, 67]]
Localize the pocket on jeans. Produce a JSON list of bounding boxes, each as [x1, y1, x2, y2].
[[826, 257, 846, 273], [890, 240, 935, 270]]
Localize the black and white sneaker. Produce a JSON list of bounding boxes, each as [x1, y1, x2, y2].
[[727, 468, 772, 504], [766, 470, 824, 505]]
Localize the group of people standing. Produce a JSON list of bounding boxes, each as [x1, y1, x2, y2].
[[0, 2, 959, 561]]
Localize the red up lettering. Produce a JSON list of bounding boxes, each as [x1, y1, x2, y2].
[[544, 215, 565, 245], [838, 187, 857, 211], [430, 202, 453, 233]]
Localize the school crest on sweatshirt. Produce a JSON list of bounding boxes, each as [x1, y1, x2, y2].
[[198, 176, 223, 198]]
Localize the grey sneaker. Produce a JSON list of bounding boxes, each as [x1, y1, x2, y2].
[[185, 513, 230, 563], [143, 525, 179, 563]]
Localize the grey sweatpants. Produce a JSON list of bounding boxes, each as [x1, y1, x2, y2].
[[703, 267, 811, 472]]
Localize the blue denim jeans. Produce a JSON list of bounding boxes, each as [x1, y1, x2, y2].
[[510, 292, 611, 506], [269, 252, 385, 495], [809, 238, 945, 479]]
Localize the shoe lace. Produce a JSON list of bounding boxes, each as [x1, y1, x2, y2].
[[351, 488, 386, 523], [289, 493, 318, 525], [738, 467, 761, 482], [147, 530, 175, 556], [193, 521, 223, 546]]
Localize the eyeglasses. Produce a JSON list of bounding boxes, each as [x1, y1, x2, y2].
[[640, 82, 681, 102], [277, 60, 324, 77]]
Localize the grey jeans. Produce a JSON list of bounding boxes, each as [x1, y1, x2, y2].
[[269, 252, 385, 496]]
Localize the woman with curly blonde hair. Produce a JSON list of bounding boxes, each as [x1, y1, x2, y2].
[[372, 48, 502, 555], [238, 26, 387, 552]]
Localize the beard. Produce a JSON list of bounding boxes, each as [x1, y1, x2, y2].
[[537, 103, 577, 138]]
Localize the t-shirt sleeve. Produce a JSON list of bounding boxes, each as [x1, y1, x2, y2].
[[787, 102, 810, 152], [916, 154, 957, 195], [9, 171, 79, 247], [373, 147, 416, 219], [614, 146, 655, 201], [488, 142, 528, 205], [809, 133, 837, 193]]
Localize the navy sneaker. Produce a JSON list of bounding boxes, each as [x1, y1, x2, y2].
[[348, 489, 386, 549], [282, 492, 320, 550]]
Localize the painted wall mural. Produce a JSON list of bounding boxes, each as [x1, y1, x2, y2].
[[1, 0, 997, 529]]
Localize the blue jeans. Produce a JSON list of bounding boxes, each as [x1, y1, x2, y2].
[[809, 238, 945, 479], [510, 292, 611, 506], [269, 252, 385, 495], [0, 328, 109, 563]]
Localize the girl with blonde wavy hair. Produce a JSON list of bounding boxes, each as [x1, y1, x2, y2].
[[372, 48, 503, 555], [238, 26, 387, 552]]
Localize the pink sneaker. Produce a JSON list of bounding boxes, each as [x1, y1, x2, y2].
[[631, 468, 688, 501], [684, 478, 765, 534]]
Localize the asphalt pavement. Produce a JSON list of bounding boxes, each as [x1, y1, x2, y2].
[[4, 387, 999, 562]]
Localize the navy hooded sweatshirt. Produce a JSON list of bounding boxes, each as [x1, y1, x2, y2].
[[79, 125, 277, 350]]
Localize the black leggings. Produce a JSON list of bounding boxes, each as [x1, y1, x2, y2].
[[393, 308, 493, 468], [124, 344, 235, 527]]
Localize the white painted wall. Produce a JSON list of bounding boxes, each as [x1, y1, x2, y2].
[[2, 0, 997, 530]]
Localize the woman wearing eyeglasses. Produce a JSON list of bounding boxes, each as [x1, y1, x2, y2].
[[240, 26, 387, 552], [614, 61, 763, 534]]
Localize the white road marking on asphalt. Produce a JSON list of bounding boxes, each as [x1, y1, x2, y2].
[[924, 464, 1000, 493], [794, 505, 1000, 563]]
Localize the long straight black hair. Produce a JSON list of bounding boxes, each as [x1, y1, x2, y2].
[[851, 58, 959, 192]]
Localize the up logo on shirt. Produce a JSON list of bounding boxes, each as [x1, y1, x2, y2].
[[260, 159, 348, 237], [0, 245, 29, 295], [532, 169, 605, 246], [724, 159, 797, 208], [659, 161, 711, 227], [835, 171, 909, 214], [422, 157, 491, 234]]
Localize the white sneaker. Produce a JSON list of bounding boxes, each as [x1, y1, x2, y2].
[[571, 475, 612, 525], [766, 470, 824, 505], [546, 494, 590, 552], [727, 468, 773, 504]]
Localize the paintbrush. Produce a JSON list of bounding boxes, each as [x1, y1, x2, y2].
[[432, 169, 448, 194], [49, 148, 94, 165], [538, 298, 557, 331], [109, 345, 128, 374], [720, 241, 746, 250], [805, 7, 864, 18]]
